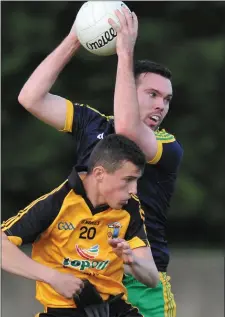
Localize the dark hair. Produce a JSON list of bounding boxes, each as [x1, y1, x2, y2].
[[134, 60, 172, 81], [87, 134, 145, 174]]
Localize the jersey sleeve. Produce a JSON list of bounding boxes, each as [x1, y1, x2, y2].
[[60, 100, 107, 136], [1, 181, 69, 246], [125, 196, 149, 250], [148, 129, 183, 172]]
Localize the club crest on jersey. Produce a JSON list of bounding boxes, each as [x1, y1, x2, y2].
[[107, 222, 122, 238], [75, 244, 99, 260]]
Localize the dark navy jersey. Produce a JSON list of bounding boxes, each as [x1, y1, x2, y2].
[[62, 100, 183, 272]]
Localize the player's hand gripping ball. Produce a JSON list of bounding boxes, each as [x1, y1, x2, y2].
[[74, 1, 131, 56]]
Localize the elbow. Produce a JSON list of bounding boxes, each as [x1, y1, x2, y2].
[[18, 86, 39, 110], [18, 90, 32, 110], [137, 271, 159, 288]]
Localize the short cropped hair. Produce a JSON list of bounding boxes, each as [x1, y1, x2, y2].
[[87, 134, 146, 174], [134, 60, 172, 81]]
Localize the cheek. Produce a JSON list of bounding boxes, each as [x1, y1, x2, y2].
[[163, 105, 169, 117], [138, 94, 153, 117], [103, 182, 126, 197]]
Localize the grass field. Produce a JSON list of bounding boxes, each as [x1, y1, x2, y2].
[[1, 247, 224, 317]]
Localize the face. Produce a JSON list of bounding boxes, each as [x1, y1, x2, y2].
[[96, 161, 142, 209], [136, 73, 173, 130]]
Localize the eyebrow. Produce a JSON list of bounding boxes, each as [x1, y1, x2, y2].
[[145, 88, 173, 98]]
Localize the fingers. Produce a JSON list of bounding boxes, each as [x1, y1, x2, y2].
[[70, 280, 84, 298], [108, 238, 117, 247], [109, 238, 133, 264], [74, 286, 82, 296], [109, 238, 130, 251], [77, 279, 84, 290], [108, 18, 120, 32], [120, 245, 133, 264], [108, 7, 137, 34], [117, 241, 130, 250], [108, 238, 124, 247], [132, 12, 138, 34], [121, 7, 133, 32], [67, 277, 84, 299], [115, 8, 128, 30], [52, 273, 85, 299]]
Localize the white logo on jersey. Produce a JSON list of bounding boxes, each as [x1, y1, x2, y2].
[[97, 133, 104, 139]]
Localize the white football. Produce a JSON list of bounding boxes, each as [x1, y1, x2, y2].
[[74, 1, 131, 56]]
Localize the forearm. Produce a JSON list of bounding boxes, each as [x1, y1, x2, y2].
[[2, 237, 55, 284], [127, 255, 159, 288], [114, 55, 158, 160], [114, 55, 141, 134], [18, 33, 80, 106]]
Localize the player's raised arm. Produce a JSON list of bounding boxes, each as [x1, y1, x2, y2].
[[18, 25, 80, 131], [109, 8, 172, 161]]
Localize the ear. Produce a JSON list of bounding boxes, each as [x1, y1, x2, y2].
[[92, 166, 105, 182]]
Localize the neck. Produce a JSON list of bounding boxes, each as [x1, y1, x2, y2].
[[82, 175, 106, 208]]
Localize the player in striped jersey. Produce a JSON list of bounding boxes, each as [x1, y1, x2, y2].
[[1, 134, 159, 317], [17, 7, 183, 317]]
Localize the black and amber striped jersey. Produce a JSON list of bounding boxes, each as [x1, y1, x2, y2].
[[1, 167, 148, 309], [61, 100, 183, 272]]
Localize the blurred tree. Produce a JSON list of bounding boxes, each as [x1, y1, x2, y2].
[[1, 1, 224, 246]]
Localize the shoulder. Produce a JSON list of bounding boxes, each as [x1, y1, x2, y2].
[[148, 128, 183, 169], [74, 102, 113, 121], [155, 128, 183, 152], [155, 128, 176, 143], [65, 101, 113, 134]]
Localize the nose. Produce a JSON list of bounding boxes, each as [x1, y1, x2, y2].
[[154, 98, 165, 111], [129, 181, 137, 196]]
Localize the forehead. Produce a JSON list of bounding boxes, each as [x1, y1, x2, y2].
[[138, 73, 173, 96], [112, 161, 142, 178]]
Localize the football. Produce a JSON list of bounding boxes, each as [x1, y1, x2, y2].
[[74, 1, 130, 56]]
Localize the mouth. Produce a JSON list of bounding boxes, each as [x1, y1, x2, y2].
[[146, 115, 161, 128], [120, 200, 129, 206]]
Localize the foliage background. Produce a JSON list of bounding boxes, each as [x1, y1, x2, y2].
[[2, 2, 224, 245], [1, 2, 224, 317]]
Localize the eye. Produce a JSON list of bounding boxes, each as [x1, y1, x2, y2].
[[164, 97, 172, 105], [124, 177, 136, 183], [149, 92, 157, 98]]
